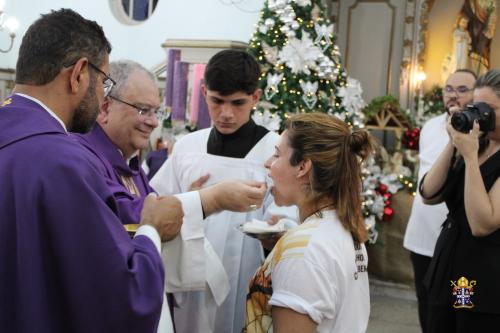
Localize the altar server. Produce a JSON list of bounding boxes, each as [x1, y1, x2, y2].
[[151, 50, 297, 333]]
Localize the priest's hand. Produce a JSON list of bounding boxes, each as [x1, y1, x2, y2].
[[140, 193, 184, 242], [199, 180, 267, 217]]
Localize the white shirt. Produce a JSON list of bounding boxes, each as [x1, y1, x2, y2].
[[403, 113, 449, 257], [246, 210, 370, 333]]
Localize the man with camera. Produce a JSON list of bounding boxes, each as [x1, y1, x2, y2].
[[420, 69, 500, 332], [403, 69, 476, 332]]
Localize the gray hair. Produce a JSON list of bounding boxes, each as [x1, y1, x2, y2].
[[475, 69, 500, 98], [109, 60, 157, 97]]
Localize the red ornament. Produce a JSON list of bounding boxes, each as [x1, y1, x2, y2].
[[378, 183, 388, 194], [402, 127, 421, 150], [383, 207, 394, 221]]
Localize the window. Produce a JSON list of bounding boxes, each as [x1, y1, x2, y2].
[[110, 0, 159, 25]]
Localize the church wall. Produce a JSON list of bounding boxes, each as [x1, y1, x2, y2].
[[0, 0, 264, 71], [335, 0, 407, 104]]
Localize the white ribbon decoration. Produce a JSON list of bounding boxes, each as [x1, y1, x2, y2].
[[314, 23, 334, 51], [265, 73, 284, 100], [300, 81, 318, 109]]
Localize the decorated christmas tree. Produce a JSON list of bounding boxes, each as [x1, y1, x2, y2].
[[248, 0, 365, 131], [247, 0, 392, 243]]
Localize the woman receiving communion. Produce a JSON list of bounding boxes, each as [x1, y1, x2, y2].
[[244, 112, 375, 333]]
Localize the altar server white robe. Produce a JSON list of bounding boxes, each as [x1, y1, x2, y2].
[[150, 128, 296, 333]]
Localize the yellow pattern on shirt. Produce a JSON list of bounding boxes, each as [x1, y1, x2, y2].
[[243, 220, 320, 333]]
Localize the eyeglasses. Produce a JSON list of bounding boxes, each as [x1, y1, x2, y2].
[[443, 85, 473, 96], [64, 60, 116, 97], [87, 62, 116, 97], [108, 95, 165, 119]]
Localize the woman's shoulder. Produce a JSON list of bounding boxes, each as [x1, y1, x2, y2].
[[480, 148, 500, 186], [281, 211, 353, 261], [308, 210, 352, 241]]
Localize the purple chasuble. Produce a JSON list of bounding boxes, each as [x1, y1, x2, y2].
[[0, 94, 164, 333], [72, 124, 154, 225]]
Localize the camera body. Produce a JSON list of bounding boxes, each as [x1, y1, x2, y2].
[[451, 102, 496, 133]]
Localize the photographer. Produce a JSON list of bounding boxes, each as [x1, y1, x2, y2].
[[420, 69, 500, 332], [403, 69, 476, 333]]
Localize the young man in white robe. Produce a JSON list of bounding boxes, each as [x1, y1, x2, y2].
[[151, 50, 297, 333]]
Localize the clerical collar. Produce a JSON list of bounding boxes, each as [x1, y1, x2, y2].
[[207, 119, 269, 158], [124, 151, 139, 165]]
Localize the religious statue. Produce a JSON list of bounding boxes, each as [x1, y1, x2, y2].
[[450, 15, 472, 72], [442, 14, 472, 82], [462, 0, 497, 75]]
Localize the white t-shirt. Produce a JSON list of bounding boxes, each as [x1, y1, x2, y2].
[[403, 113, 449, 257], [244, 210, 370, 333]]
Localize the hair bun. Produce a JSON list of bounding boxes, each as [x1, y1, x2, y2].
[[349, 129, 375, 159]]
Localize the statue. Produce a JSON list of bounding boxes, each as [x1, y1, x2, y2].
[[443, 14, 472, 81], [462, 0, 497, 75], [452, 15, 472, 71], [442, 1, 496, 81]]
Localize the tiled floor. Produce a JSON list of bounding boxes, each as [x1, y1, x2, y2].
[[367, 279, 421, 333]]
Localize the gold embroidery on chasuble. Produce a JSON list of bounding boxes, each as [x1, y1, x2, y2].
[[120, 176, 140, 196]]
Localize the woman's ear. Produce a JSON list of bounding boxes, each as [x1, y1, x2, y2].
[[297, 159, 312, 178]]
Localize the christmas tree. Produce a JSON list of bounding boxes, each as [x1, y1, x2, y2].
[[248, 0, 365, 131]]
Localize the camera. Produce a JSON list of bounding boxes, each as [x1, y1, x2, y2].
[[451, 102, 496, 133]]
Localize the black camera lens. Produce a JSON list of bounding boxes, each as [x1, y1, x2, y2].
[[451, 113, 470, 132]]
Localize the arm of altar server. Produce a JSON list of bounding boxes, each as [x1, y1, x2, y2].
[[151, 155, 207, 292], [161, 191, 206, 292]]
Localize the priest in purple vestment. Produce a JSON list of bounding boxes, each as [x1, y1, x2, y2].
[[72, 61, 197, 332], [72, 60, 163, 225], [0, 10, 266, 333], [70, 60, 270, 331]]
